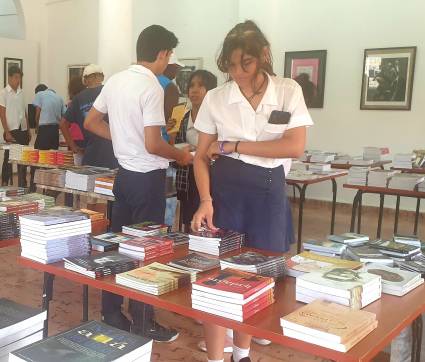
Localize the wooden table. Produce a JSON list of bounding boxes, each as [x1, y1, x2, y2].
[[343, 184, 425, 237], [17, 246, 425, 362], [286, 170, 348, 253], [0, 238, 19, 248]]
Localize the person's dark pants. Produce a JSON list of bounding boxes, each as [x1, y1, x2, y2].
[[2, 129, 30, 187], [102, 166, 166, 328], [30, 124, 59, 192]]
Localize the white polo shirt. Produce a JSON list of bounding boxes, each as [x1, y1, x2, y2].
[[0, 85, 27, 131], [93, 64, 169, 173], [194, 74, 313, 174]]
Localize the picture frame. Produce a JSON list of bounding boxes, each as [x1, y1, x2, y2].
[[175, 57, 203, 97], [3, 58, 23, 87], [284, 50, 327, 108], [67, 64, 88, 84], [360, 46, 416, 110]]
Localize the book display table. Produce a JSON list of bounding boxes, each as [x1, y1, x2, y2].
[[344, 184, 425, 238], [331, 160, 392, 170], [0, 238, 19, 248], [18, 246, 425, 362], [286, 170, 348, 253]]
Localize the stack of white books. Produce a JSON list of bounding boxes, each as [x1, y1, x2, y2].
[[94, 175, 115, 196], [9, 144, 25, 161], [388, 173, 425, 190], [393, 234, 422, 247], [363, 147, 390, 161], [65, 167, 113, 192], [308, 163, 331, 173], [290, 161, 308, 171], [332, 154, 352, 165], [364, 264, 424, 296], [349, 158, 374, 166], [19, 209, 91, 264], [296, 268, 382, 308], [310, 152, 335, 163], [347, 167, 369, 185], [328, 232, 369, 246], [286, 170, 317, 181], [367, 169, 399, 187], [0, 299, 46, 362], [303, 239, 347, 256], [280, 300, 377, 352], [122, 222, 169, 237], [393, 153, 415, 169]]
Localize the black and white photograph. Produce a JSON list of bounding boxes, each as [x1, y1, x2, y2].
[[360, 47, 416, 110], [175, 57, 203, 97], [3, 57, 23, 87]]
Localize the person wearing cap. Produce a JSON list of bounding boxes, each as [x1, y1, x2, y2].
[[59, 64, 117, 169], [84, 24, 192, 343], [0, 65, 30, 186], [29, 83, 66, 191]]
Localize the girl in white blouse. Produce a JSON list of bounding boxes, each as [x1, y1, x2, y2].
[[192, 20, 313, 362]]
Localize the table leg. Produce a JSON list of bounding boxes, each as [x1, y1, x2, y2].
[[82, 285, 89, 322], [414, 198, 421, 235], [330, 179, 337, 234], [357, 191, 363, 234], [411, 315, 423, 362], [350, 191, 361, 232], [377, 194, 385, 239], [394, 196, 401, 235], [41, 272, 54, 338], [292, 184, 306, 254], [106, 200, 113, 231]]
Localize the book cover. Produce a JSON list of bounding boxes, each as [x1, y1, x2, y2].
[[9, 320, 152, 362], [92, 233, 134, 244], [290, 252, 362, 274], [364, 264, 421, 288], [64, 252, 138, 271], [167, 103, 187, 134], [169, 253, 219, 272], [369, 240, 420, 255], [193, 268, 274, 299], [328, 233, 369, 244], [221, 251, 284, 266]]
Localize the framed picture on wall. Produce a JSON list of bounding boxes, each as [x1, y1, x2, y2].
[[175, 57, 203, 97], [67, 64, 88, 84], [284, 50, 327, 108], [360, 46, 416, 110], [3, 58, 23, 87]]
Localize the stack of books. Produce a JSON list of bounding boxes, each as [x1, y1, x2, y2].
[[38, 150, 56, 165], [280, 300, 377, 352], [393, 234, 422, 247], [65, 167, 114, 192], [393, 153, 415, 169], [79, 208, 109, 234], [56, 150, 74, 166], [64, 252, 139, 278], [286, 170, 317, 181], [303, 239, 347, 256], [367, 169, 399, 187], [9, 144, 25, 161], [189, 228, 244, 256], [94, 175, 115, 196], [168, 253, 219, 275], [308, 163, 331, 173], [398, 258, 425, 276], [286, 252, 362, 278], [90, 232, 135, 252], [348, 158, 374, 167], [413, 150, 425, 168], [122, 222, 170, 237], [347, 167, 369, 185], [290, 161, 308, 171], [310, 152, 335, 163], [33, 168, 66, 188], [0, 186, 25, 198], [9, 320, 153, 362], [364, 263, 424, 296], [328, 232, 369, 247], [116, 262, 193, 294], [363, 146, 390, 161], [191, 269, 275, 322], [20, 193, 55, 210], [0, 212, 20, 239], [118, 236, 173, 260], [388, 173, 425, 190], [21, 148, 39, 163], [19, 209, 91, 264], [343, 245, 393, 265], [220, 251, 286, 279], [296, 268, 382, 308], [156, 232, 189, 246], [332, 154, 352, 165], [0, 299, 46, 361], [369, 239, 421, 260], [0, 200, 39, 216]]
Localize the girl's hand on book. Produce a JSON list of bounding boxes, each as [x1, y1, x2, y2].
[[192, 200, 217, 231]]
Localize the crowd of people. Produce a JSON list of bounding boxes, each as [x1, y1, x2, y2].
[[0, 20, 313, 362]]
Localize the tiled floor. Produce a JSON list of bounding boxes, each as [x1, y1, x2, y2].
[[1, 199, 423, 361]]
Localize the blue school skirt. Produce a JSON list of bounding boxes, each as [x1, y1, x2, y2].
[[211, 156, 294, 252]]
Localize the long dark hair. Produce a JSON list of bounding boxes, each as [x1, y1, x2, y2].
[[186, 70, 217, 94], [217, 20, 274, 78], [68, 76, 85, 100]]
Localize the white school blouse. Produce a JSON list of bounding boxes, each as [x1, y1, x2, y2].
[[194, 74, 313, 174]]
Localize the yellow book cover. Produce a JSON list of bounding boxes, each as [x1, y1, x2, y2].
[[167, 103, 187, 134]]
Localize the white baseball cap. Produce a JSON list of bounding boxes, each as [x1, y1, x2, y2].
[[168, 54, 185, 67], [83, 64, 103, 77]]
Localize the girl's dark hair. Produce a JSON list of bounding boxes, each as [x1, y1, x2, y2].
[[68, 76, 85, 99], [217, 20, 274, 77], [187, 70, 217, 93]]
